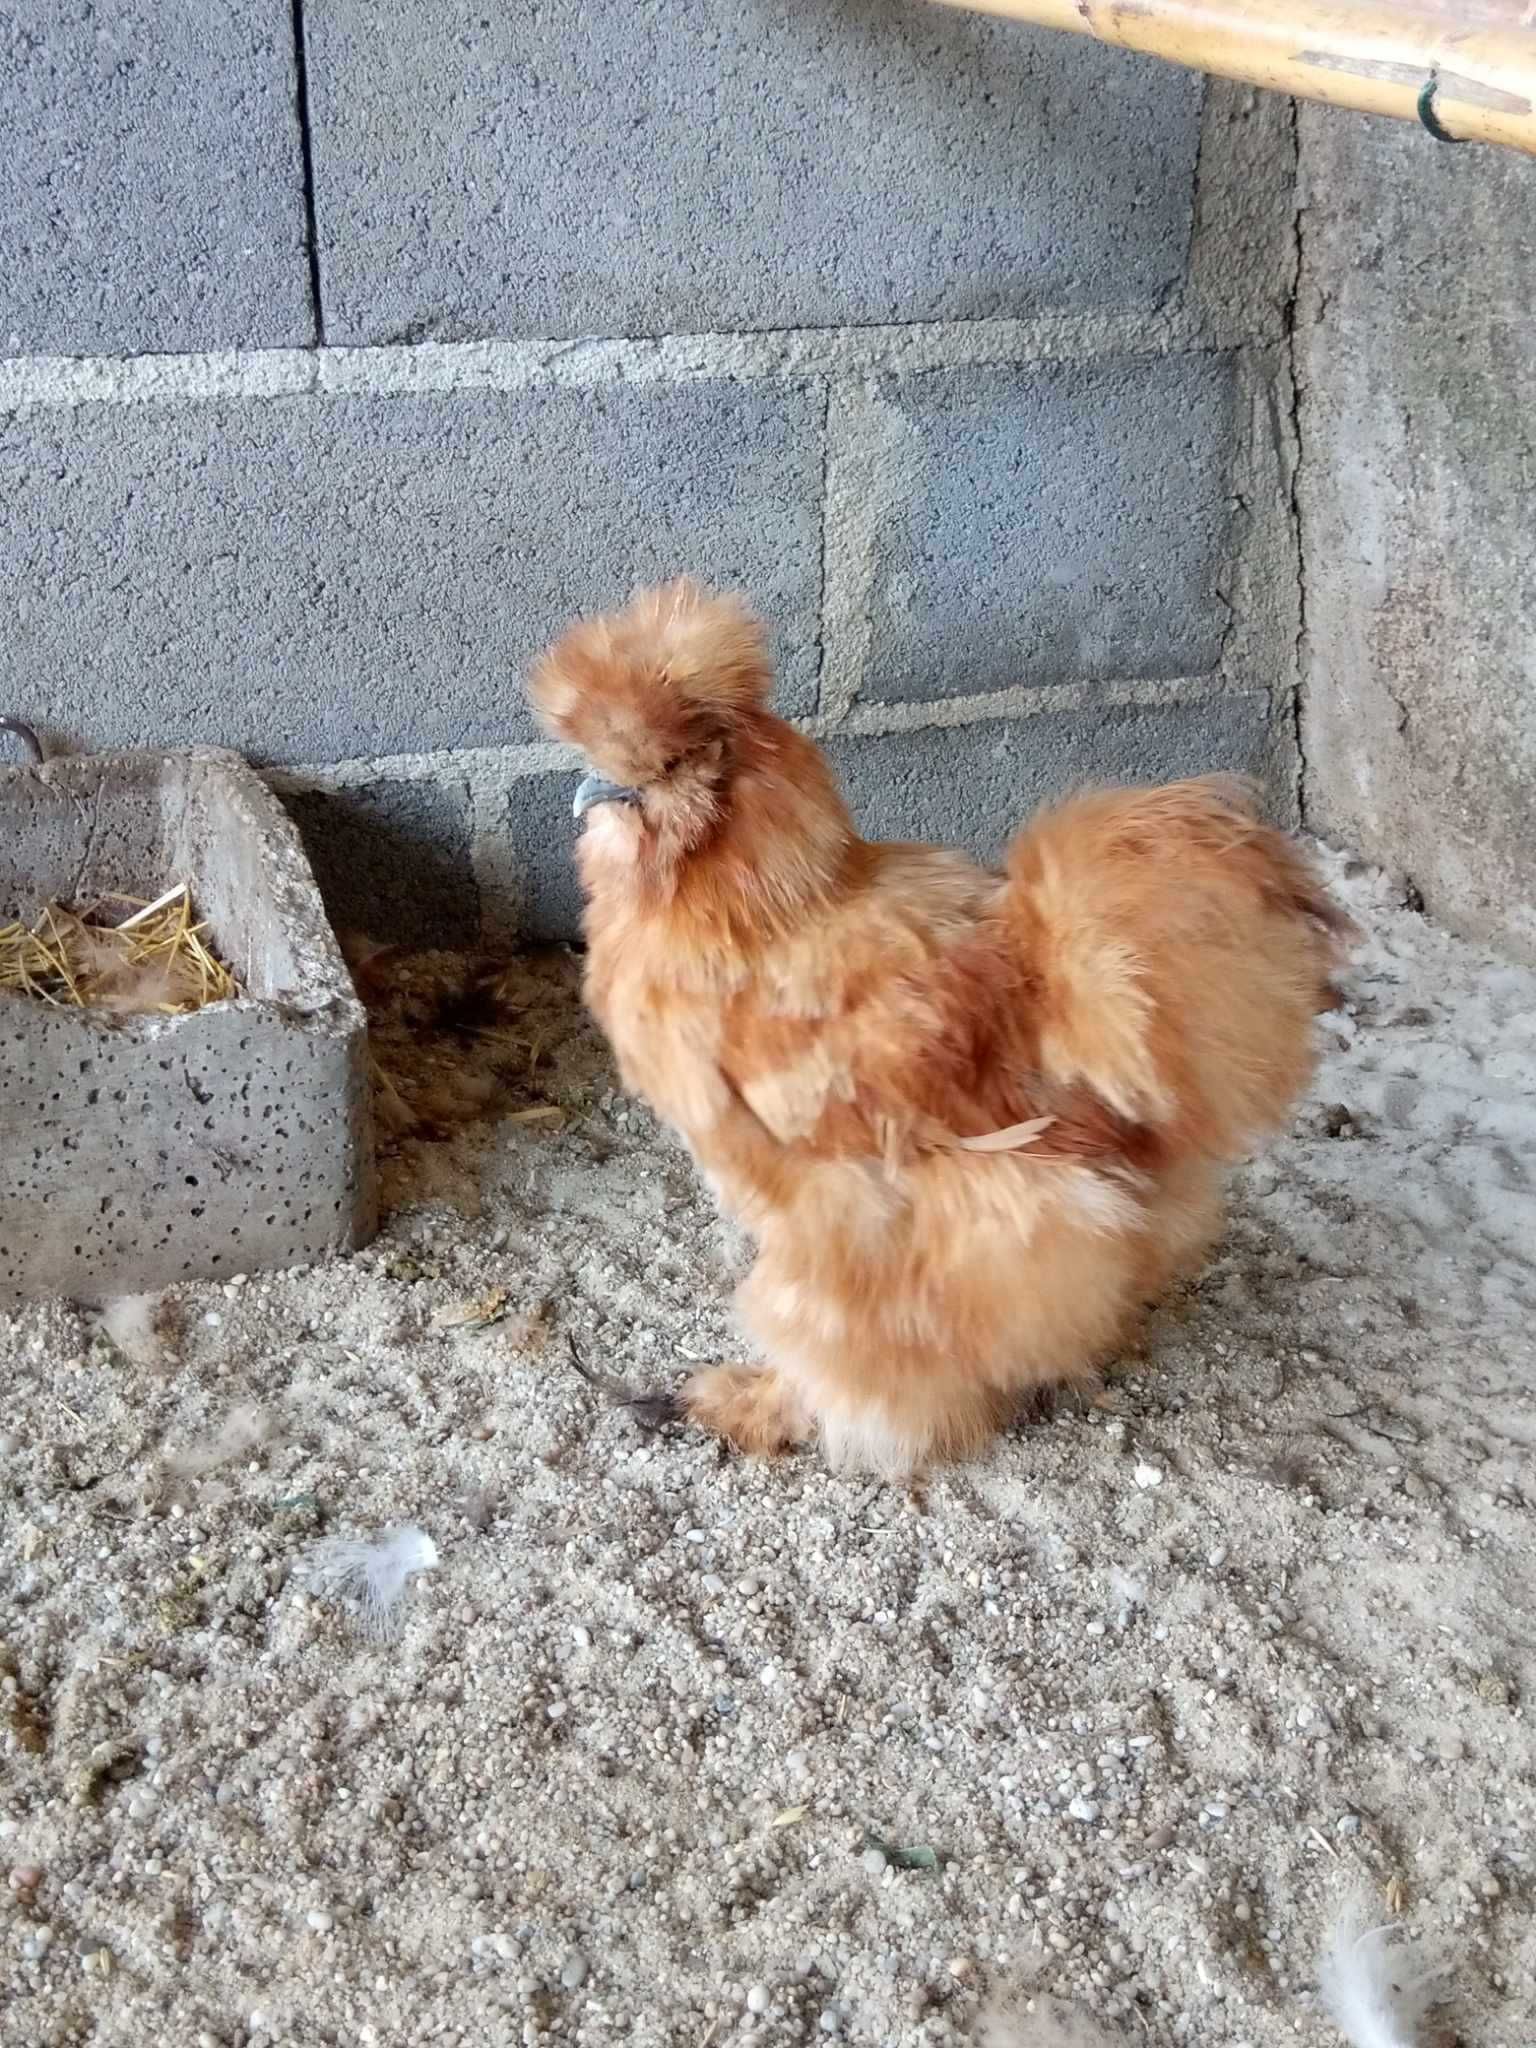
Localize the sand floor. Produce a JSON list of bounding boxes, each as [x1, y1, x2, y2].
[[3, 849, 1534, 2048]]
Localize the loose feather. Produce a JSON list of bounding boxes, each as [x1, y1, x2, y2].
[[954, 1116, 1056, 1153], [304, 1525, 439, 1641], [95, 1293, 175, 1369], [1318, 1907, 1442, 2048]]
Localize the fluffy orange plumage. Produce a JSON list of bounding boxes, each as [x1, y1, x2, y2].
[[530, 581, 1355, 1477]]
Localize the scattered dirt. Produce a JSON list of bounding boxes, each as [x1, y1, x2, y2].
[[2, 850, 1532, 2047]]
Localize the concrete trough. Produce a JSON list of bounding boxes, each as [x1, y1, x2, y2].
[[0, 747, 376, 1302]]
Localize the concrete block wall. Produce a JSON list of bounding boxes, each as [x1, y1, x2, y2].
[[1, 2, 1301, 948], [1294, 108, 1536, 964]]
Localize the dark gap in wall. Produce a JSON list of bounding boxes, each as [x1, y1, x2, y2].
[[812, 375, 832, 715], [1282, 101, 1309, 825], [291, 0, 326, 345]]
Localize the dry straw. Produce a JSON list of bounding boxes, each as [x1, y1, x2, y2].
[[0, 882, 237, 1015]]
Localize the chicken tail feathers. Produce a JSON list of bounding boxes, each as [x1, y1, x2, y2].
[[1001, 777, 1356, 1161]]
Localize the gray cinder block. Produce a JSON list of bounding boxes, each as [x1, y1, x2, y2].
[[827, 698, 1270, 863], [1, 2, 310, 355], [0, 749, 375, 1302], [0, 383, 823, 763], [497, 768, 587, 948], [503, 693, 1271, 943], [281, 780, 480, 949], [304, 0, 1201, 344], [849, 356, 1237, 704]]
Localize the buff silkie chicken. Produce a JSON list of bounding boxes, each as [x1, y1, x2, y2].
[[529, 580, 1353, 1477]]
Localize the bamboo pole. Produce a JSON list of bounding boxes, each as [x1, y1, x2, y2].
[[927, 0, 1536, 156]]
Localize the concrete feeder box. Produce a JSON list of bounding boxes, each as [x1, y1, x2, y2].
[[0, 747, 376, 1302]]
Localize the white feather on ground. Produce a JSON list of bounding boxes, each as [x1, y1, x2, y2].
[[976, 1998, 1125, 2046], [1318, 1906, 1443, 2048], [95, 1293, 173, 1369], [304, 1525, 440, 1640]]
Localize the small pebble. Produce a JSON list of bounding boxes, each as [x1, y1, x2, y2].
[[1133, 1462, 1164, 1489], [1068, 1795, 1102, 1823], [560, 1950, 589, 1990], [746, 1985, 770, 2015], [862, 1847, 888, 1877], [306, 1908, 334, 1934], [818, 2008, 843, 2036]]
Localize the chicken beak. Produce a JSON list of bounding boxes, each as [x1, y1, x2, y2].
[[573, 772, 643, 820]]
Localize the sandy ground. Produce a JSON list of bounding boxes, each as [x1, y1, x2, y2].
[[2, 849, 1534, 2048]]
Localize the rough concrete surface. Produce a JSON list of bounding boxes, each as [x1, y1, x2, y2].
[[825, 697, 1269, 857], [839, 356, 1236, 705], [0, 382, 823, 764], [303, 0, 1201, 345], [490, 768, 589, 950], [0, 750, 374, 1301], [283, 782, 481, 952], [0, 2, 311, 356], [1296, 109, 1536, 962], [1183, 85, 1297, 348]]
